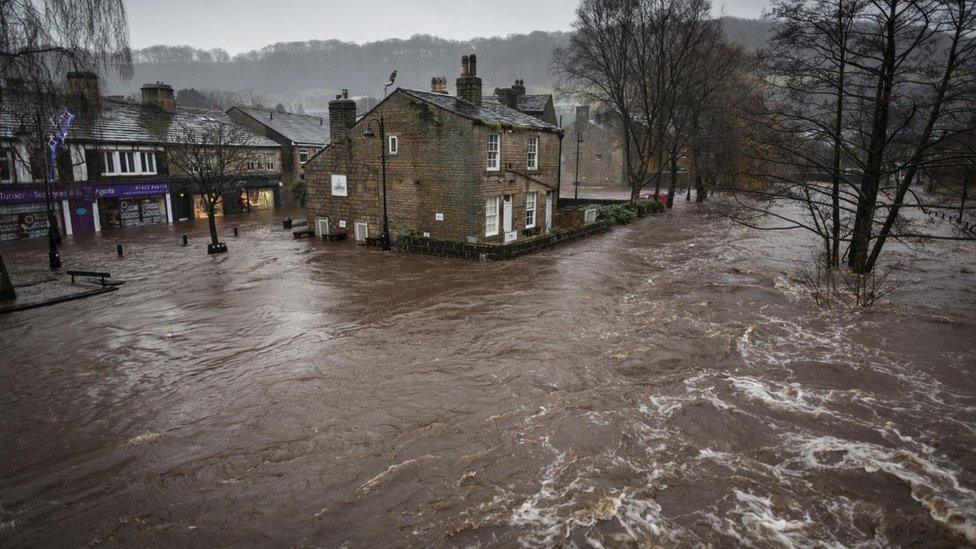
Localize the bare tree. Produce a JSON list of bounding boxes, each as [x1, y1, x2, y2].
[[736, 0, 976, 276], [164, 118, 260, 253], [0, 0, 132, 300], [555, 0, 727, 208]]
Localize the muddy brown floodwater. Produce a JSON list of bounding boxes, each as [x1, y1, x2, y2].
[[1, 200, 975, 547]]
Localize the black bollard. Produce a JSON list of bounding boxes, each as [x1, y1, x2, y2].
[[182, 234, 188, 246], [233, 226, 239, 237], [117, 243, 124, 256]]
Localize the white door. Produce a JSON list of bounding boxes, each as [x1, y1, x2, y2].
[[316, 217, 329, 236], [545, 191, 553, 233], [354, 221, 368, 241], [503, 195, 513, 233]]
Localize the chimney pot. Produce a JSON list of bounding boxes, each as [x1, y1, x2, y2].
[[456, 54, 483, 106]]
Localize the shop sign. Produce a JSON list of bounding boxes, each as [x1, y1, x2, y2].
[[331, 175, 348, 197], [0, 181, 171, 205]]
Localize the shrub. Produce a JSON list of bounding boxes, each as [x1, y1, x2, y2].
[[637, 200, 665, 216], [595, 204, 636, 225]]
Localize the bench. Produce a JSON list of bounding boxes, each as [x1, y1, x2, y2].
[[67, 270, 111, 286], [293, 229, 316, 239]]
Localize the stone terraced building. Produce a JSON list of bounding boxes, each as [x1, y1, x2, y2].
[[304, 55, 563, 247]]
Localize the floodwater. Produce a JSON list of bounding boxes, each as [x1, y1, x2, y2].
[[1, 200, 975, 547]]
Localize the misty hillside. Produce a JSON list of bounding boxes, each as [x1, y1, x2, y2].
[[107, 17, 771, 114]]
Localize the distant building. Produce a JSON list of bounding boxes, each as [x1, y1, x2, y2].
[[0, 73, 282, 241], [226, 106, 329, 207], [560, 106, 627, 189], [304, 55, 563, 247], [491, 80, 558, 126]]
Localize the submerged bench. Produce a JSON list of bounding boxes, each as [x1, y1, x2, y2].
[[66, 270, 120, 287]]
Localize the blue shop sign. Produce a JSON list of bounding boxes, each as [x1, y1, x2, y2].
[[0, 181, 171, 205]]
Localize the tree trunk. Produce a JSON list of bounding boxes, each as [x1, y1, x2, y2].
[[207, 207, 219, 246], [666, 150, 678, 208], [0, 253, 15, 301], [960, 172, 970, 224], [830, 4, 847, 270]]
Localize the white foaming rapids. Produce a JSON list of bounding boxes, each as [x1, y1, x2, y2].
[[783, 435, 976, 543]]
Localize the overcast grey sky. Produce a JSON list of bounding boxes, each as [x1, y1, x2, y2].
[[127, 0, 768, 54]]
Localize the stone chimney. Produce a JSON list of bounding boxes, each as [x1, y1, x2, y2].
[[456, 54, 482, 106], [67, 71, 100, 105], [512, 79, 526, 97], [141, 82, 176, 112], [576, 105, 591, 123], [430, 76, 448, 94], [496, 87, 518, 109], [329, 89, 357, 142]]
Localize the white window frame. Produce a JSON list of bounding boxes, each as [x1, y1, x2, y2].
[[388, 136, 398, 155], [103, 151, 115, 174], [298, 148, 310, 164], [139, 151, 157, 174], [101, 149, 159, 176], [487, 134, 500, 171], [354, 221, 369, 241], [485, 196, 500, 236], [0, 148, 13, 182], [525, 192, 537, 228], [527, 136, 539, 170]]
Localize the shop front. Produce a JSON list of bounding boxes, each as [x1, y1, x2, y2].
[[222, 179, 282, 215], [0, 181, 173, 241], [0, 186, 66, 242], [93, 182, 173, 231]]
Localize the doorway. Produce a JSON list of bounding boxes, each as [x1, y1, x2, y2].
[[503, 194, 513, 233], [316, 217, 329, 236]]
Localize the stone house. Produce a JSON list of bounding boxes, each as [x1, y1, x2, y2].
[[0, 73, 281, 240], [560, 106, 628, 189], [304, 55, 563, 246], [226, 106, 329, 207]]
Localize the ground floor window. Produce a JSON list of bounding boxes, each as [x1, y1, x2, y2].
[[525, 192, 537, 228], [0, 202, 62, 241], [238, 188, 275, 212], [354, 221, 368, 241], [98, 196, 166, 229], [485, 196, 499, 236], [193, 195, 222, 219]]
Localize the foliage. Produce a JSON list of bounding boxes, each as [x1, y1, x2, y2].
[[292, 179, 307, 208], [637, 200, 666, 216], [582, 203, 637, 225], [795, 251, 899, 308]]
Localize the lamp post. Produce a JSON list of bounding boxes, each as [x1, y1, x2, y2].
[[363, 116, 391, 251], [44, 109, 75, 269], [574, 130, 583, 200]]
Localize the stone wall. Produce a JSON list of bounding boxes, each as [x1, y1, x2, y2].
[[398, 220, 612, 261]]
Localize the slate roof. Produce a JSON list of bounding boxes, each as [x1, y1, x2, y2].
[[399, 88, 561, 132], [516, 94, 552, 114], [0, 90, 279, 148], [231, 107, 329, 146]]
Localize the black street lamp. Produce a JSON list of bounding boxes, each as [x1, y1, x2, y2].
[[363, 116, 391, 251], [574, 130, 583, 200]]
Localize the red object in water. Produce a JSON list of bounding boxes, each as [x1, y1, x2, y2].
[[657, 193, 668, 206]]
